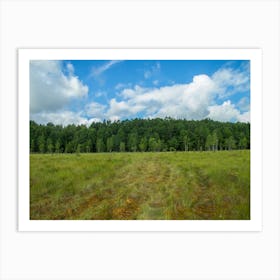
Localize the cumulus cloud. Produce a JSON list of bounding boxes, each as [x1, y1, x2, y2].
[[107, 74, 216, 120], [207, 101, 248, 122], [237, 111, 250, 123], [66, 62, 74, 74], [30, 61, 250, 125], [30, 61, 88, 113], [106, 98, 145, 121], [30, 111, 101, 126], [105, 67, 250, 122], [85, 102, 106, 119]]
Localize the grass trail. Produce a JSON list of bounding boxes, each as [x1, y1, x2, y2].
[[30, 151, 250, 220]]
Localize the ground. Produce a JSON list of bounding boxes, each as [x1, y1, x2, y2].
[[30, 150, 250, 220]]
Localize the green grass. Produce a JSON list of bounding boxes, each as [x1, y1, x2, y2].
[[30, 150, 250, 220]]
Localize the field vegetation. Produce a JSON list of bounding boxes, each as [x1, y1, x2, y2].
[[30, 150, 250, 220]]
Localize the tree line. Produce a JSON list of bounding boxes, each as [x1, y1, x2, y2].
[[30, 118, 250, 153]]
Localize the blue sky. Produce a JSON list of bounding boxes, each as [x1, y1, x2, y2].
[[30, 60, 250, 126]]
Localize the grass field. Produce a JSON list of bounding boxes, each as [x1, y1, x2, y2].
[[30, 151, 250, 220]]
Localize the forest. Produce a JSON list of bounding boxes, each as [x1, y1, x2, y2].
[[30, 118, 250, 154]]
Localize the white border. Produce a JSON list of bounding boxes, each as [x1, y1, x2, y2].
[[18, 48, 262, 231]]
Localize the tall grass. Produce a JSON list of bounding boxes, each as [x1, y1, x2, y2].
[[30, 150, 250, 220]]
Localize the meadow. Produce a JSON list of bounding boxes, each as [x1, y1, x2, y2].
[[30, 150, 250, 220]]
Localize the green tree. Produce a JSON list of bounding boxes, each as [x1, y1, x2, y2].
[[168, 137, 178, 151], [88, 127, 96, 152], [155, 138, 162, 152], [96, 138, 105, 153], [239, 136, 248, 150], [29, 119, 250, 154], [38, 135, 45, 153], [128, 133, 138, 152], [148, 137, 161, 152], [205, 132, 218, 151], [46, 138, 54, 153], [55, 140, 61, 153], [183, 134, 189, 151], [179, 130, 189, 151], [65, 141, 75, 153], [117, 128, 125, 144], [106, 137, 114, 152], [212, 131, 218, 151], [85, 140, 91, 153], [76, 144, 81, 155], [226, 136, 236, 150], [139, 137, 147, 152], [120, 141, 126, 152], [205, 134, 213, 151], [30, 139, 35, 153]]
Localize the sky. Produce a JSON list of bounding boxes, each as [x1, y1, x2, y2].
[[30, 59, 250, 126]]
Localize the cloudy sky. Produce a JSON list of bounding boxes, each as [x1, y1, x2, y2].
[[30, 59, 250, 126]]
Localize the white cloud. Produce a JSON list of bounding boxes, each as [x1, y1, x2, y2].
[[120, 85, 148, 99], [106, 69, 250, 122], [115, 83, 125, 90], [144, 71, 151, 79], [66, 62, 74, 74], [237, 97, 250, 112], [30, 61, 250, 125], [85, 102, 106, 119], [91, 60, 122, 77], [144, 62, 160, 79], [109, 74, 216, 120], [206, 100, 250, 122], [30, 110, 101, 126], [106, 98, 145, 120], [237, 111, 250, 123], [212, 66, 250, 98], [30, 61, 88, 113], [155, 62, 160, 71], [207, 101, 242, 122], [94, 91, 105, 98]]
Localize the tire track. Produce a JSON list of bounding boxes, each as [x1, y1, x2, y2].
[[191, 167, 217, 219]]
